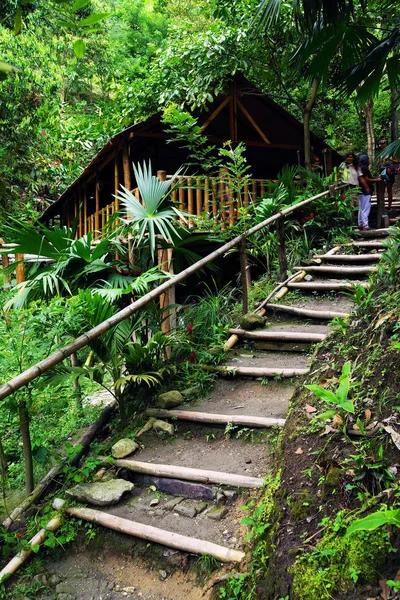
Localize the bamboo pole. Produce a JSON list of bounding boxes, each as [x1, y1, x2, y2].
[[196, 177, 202, 216], [357, 228, 390, 238], [212, 178, 218, 218], [110, 458, 263, 488], [315, 253, 381, 262], [205, 366, 309, 377], [240, 239, 249, 314], [264, 303, 349, 320], [178, 179, 185, 225], [204, 178, 209, 215], [288, 281, 369, 291], [251, 181, 257, 206], [0, 186, 346, 403], [276, 217, 287, 281], [114, 153, 120, 213], [187, 177, 194, 226], [0, 513, 62, 583], [122, 140, 131, 191], [228, 181, 234, 227], [228, 329, 327, 342], [293, 265, 377, 275], [146, 408, 286, 428], [15, 253, 25, 284], [52, 499, 245, 563]]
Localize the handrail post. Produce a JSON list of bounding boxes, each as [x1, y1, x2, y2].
[[240, 238, 249, 314], [376, 180, 385, 229], [276, 216, 287, 281], [15, 253, 25, 285]]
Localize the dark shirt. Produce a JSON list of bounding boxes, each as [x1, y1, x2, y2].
[[359, 165, 373, 195]]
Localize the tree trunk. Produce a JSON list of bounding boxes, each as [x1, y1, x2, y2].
[[364, 98, 375, 163], [303, 77, 320, 170], [391, 89, 399, 142], [239, 238, 249, 314], [18, 399, 34, 495]]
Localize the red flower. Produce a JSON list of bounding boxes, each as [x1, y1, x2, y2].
[[187, 323, 193, 337], [189, 351, 197, 363]]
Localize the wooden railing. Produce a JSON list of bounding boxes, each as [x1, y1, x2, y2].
[[0, 183, 346, 402]]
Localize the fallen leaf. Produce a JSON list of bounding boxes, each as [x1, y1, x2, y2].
[[382, 425, 400, 451], [366, 420, 379, 430], [379, 578, 390, 600], [365, 409, 372, 421], [353, 423, 360, 431], [319, 425, 335, 437], [305, 403, 317, 413], [295, 447, 304, 454], [333, 414, 343, 426]]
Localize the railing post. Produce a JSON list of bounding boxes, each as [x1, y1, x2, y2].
[[276, 216, 287, 281], [240, 238, 249, 314], [15, 253, 25, 285], [376, 180, 385, 229]]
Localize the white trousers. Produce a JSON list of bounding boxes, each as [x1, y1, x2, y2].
[[358, 194, 371, 228]]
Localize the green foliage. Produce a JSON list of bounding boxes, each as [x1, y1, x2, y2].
[[305, 361, 355, 415], [345, 508, 400, 536]]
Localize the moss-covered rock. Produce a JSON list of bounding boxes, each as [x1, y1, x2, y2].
[[157, 391, 184, 409], [239, 313, 267, 330], [290, 489, 315, 522]]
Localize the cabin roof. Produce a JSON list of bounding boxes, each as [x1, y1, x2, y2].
[[42, 73, 341, 221]]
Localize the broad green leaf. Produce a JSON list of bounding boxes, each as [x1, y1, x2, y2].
[[72, 0, 91, 11], [73, 39, 86, 58], [304, 384, 338, 404], [77, 12, 110, 27], [345, 510, 400, 537], [339, 400, 354, 414], [341, 362, 351, 378], [315, 410, 336, 420]]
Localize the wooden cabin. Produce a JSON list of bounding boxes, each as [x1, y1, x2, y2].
[[40, 74, 341, 234]]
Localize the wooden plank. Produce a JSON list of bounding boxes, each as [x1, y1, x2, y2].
[[112, 458, 263, 489], [228, 329, 327, 343], [213, 366, 308, 377], [146, 408, 286, 428], [53, 500, 245, 563], [236, 99, 271, 144]]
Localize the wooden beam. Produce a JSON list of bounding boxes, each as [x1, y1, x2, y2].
[[15, 253, 25, 284], [236, 99, 270, 145], [199, 96, 231, 133], [288, 281, 369, 291]]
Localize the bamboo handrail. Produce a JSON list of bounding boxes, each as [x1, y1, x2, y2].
[[0, 185, 346, 402]]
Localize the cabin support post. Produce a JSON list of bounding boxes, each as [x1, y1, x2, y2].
[[114, 153, 120, 213], [156, 170, 175, 341], [95, 180, 100, 236], [276, 217, 287, 281], [15, 253, 25, 285], [122, 140, 131, 191], [376, 180, 385, 229], [240, 238, 249, 314], [83, 187, 88, 235]]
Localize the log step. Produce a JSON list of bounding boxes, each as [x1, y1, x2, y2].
[[264, 303, 349, 320], [228, 328, 326, 343], [293, 265, 376, 275], [111, 458, 263, 489], [356, 228, 390, 238], [315, 253, 381, 263], [146, 408, 286, 428], [207, 365, 309, 378], [287, 281, 369, 291], [350, 241, 385, 248], [52, 500, 244, 563]]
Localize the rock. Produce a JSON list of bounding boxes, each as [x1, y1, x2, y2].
[[245, 459, 252, 464], [122, 587, 136, 593], [239, 313, 267, 330], [136, 475, 217, 500], [216, 492, 226, 505], [112, 438, 139, 459], [56, 582, 72, 594], [159, 570, 168, 581], [150, 498, 160, 507], [207, 507, 228, 521], [174, 501, 197, 519], [65, 480, 134, 506], [157, 391, 184, 409], [152, 420, 174, 436], [49, 574, 62, 586], [58, 595, 76, 600], [164, 496, 185, 510], [304, 274, 314, 282], [223, 490, 238, 502], [181, 386, 200, 402], [208, 345, 224, 357]]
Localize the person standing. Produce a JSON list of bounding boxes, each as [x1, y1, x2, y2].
[[340, 152, 361, 188], [378, 137, 399, 211], [358, 154, 382, 230]]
